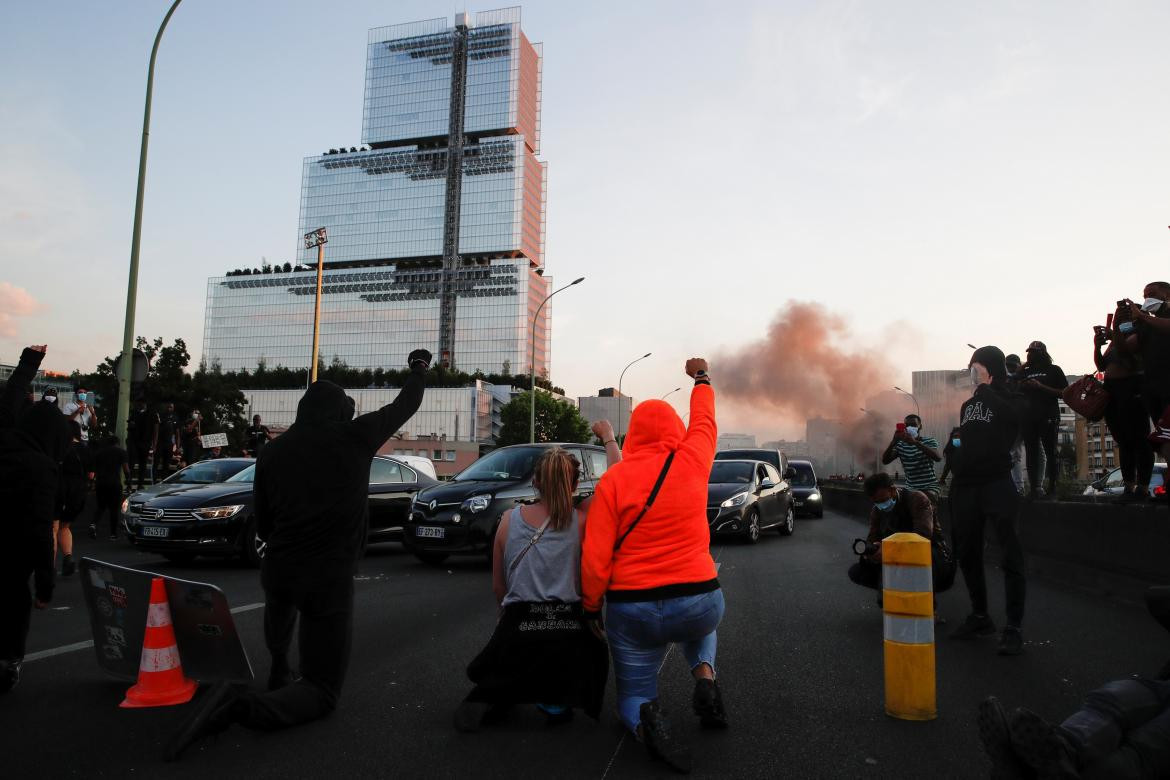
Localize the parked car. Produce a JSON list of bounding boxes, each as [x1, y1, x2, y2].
[[707, 459, 795, 542], [121, 458, 255, 510], [122, 455, 437, 566], [387, 454, 438, 480], [403, 442, 610, 565], [1082, 463, 1166, 501], [715, 448, 792, 479], [788, 459, 823, 518]]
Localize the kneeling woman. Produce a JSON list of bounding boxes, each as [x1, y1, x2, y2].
[[455, 436, 618, 731]]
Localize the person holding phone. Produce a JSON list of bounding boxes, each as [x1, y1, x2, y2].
[[1119, 283, 1170, 441], [882, 415, 942, 507], [1094, 321, 1153, 501], [1019, 342, 1069, 499], [62, 387, 96, 443]]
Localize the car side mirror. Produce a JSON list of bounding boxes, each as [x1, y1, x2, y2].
[[758, 479, 775, 491]]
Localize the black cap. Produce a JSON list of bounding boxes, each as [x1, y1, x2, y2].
[[970, 345, 1007, 380], [42, 387, 57, 399]]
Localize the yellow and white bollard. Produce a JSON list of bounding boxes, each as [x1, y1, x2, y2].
[[881, 532, 936, 721]]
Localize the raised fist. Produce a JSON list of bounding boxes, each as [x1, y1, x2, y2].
[[685, 358, 708, 378], [30, 345, 47, 354], [408, 349, 433, 369], [591, 419, 615, 442]]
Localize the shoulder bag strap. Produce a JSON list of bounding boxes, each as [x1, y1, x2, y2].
[[614, 451, 676, 552], [507, 508, 553, 576]]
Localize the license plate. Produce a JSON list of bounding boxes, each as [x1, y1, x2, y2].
[[142, 526, 169, 538], [415, 526, 444, 539]]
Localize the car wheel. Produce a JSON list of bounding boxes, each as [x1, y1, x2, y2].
[[779, 503, 795, 536], [414, 551, 450, 566], [162, 552, 195, 564], [744, 508, 760, 544], [242, 517, 266, 568]]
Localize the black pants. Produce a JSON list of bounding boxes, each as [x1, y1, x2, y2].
[[1022, 416, 1059, 494], [1144, 384, 1170, 432], [94, 483, 122, 536], [0, 559, 34, 661], [128, 444, 151, 489], [237, 575, 354, 730], [950, 477, 1026, 626], [1105, 377, 1154, 487], [848, 555, 954, 594], [1061, 678, 1170, 779]]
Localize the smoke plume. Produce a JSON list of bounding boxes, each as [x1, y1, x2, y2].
[[0, 282, 45, 339]]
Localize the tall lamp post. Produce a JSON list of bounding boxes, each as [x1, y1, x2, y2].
[[304, 228, 328, 385], [116, 0, 183, 447], [530, 276, 584, 443], [616, 352, 652, 442], [893, 386, 920, 418], [662, 387, 682, 400]]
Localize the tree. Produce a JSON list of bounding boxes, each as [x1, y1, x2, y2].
[[495, 391, 590, 447]]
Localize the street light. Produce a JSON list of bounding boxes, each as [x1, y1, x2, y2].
[[662, 387, 682, 400], [893, 386, 920, 418], [617, 352, 652, 442], [305, 227, 328, 385], [530, 276, 584, 443], [116, 0, 183, 448]]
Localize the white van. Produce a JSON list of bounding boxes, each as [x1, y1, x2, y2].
[[388, 454, 438, 480]]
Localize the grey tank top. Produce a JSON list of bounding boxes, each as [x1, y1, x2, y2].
[[501, 506, 581, 607]]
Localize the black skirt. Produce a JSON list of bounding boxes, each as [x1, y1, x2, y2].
[[465, 600, 608, 719]]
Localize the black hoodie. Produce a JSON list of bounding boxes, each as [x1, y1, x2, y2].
[[0, 348, 67, 602], [951, 380, 1021, 487], [255, 369, 426, 587]]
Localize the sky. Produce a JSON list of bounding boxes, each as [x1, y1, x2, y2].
[[3, 0, 1169, 441]]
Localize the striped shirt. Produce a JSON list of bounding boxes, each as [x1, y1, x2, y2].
[[893, 437, 940, 493]]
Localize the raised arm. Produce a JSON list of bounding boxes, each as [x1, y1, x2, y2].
[[678, 358, 716, 464], [1, 346, 45, 429], [591, 419, 622, 466], [351, 350, 430, 452]]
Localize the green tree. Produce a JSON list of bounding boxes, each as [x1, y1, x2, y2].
[[495, 391, 590, 447]]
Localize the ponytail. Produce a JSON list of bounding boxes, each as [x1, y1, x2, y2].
[[532, 447, 580, 531]]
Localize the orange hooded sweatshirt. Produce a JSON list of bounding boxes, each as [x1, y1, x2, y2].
[[581, 381, 719, 614]]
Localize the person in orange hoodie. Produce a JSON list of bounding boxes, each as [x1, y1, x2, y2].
[[582, 358, 724, 774]]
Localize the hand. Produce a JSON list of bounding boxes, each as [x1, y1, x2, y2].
[[685, 358, 708, 378], [587, 618, 607, 642], [591, 420, 615, 442], [895, 429, 912, 442], [30, 345, 47, 354], [1093, 327, 1109, 347], [407, 349, 433, 369]]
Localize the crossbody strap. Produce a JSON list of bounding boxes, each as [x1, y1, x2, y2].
[[614, 451, 676, 552], [507, 508, 554, 576]]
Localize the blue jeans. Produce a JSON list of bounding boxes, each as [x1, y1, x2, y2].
[[605, 589, 725, 732]]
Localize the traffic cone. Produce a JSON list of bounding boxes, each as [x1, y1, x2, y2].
[[120, 577, 198, 708]]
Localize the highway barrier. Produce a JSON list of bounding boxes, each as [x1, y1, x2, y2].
[[881, 532, 936, 721]]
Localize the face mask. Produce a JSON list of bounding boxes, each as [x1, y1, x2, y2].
[[1118, 321, 1136, 334], [905, 426, 919, 438], [969, 366, 981, 385], [951, 438, 961, 448], [77, 393, 87, 402], [875, 497, 896, 512], [44, 395, 57, 404], [1142, 297, 1164, 313]]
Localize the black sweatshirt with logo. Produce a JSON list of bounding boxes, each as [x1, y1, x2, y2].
[[951, 382, 1022, 487]]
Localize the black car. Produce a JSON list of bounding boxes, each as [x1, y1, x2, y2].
[[707, 459, 795, 542], [123, 456, 438, 566], [715, 448, 792, 479], [788, 459, 823, 518], [403, 442, 610, 565], [121, 458, 255, 512]]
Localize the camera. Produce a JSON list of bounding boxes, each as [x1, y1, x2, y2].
[[853, 538, 878, 557]]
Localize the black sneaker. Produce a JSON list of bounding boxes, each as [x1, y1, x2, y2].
[[692, 678, 728, 729], [950, 613, 997, 640], [638, 700, 692, 774], [61, 555, 75, 577], [87, 524, 97, 540], [998, 626, 1024, 656], [165, 683, 242, 762], [0, 660, 21, 695], [1009, 707, 1078, 778], [977, 697, 1030, 779], [537, 704, 574, 726]]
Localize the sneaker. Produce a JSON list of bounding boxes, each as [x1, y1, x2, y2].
[[998, 626, 1024, 656], [165, 683, 242, 762], [950, 613, 997, 640], [1009, 707, 1079, 778], [692, 678, 728, 729], [536, 703, 574, 726], [977, 697, 1030, 779], [0, 660, 22, 695], [453, 699, 490, 733], [638, 700, 692, 774], [87, 524, 97, 540], [61, 555, 75, 577]]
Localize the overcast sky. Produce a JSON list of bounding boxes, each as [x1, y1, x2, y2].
[[3, 1, 1168, 440]]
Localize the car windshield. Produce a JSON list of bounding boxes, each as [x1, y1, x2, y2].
[[455, 447, 543, 481], [789, 467, 816, 487], [164, 460, 250, 484], [709, 462, 754, 484], [226, 465, 256, 483]]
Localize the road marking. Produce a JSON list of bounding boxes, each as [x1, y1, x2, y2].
[[24, 602, 265, 663], [600, 551, 724, 779]]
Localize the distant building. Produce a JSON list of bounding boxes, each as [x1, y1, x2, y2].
[[911, 369, 974, 436], [578, 388, 635, 436], [717, 433, 756, 451], [381, 435, 481, 478], [1074, 416, 1119, 481]]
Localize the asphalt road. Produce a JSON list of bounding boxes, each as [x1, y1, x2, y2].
[[5, 508, 1165, 779]]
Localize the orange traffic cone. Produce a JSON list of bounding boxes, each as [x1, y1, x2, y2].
[[120, 577, 198, 708]]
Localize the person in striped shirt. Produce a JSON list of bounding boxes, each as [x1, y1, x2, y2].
[[882, 415, 942, 505]]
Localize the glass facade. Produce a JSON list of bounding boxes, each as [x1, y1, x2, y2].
[[201, 7, 551, 384]]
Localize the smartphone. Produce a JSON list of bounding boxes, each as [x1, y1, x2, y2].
[[1106, 313, 1114, 329], [896, 423, 906, 432]]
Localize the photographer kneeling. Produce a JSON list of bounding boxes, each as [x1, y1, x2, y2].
[[848, 472, 955, 598]]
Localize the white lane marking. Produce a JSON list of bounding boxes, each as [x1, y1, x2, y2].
[[600, 551, 724, 779], [24, 602, 265, 662]]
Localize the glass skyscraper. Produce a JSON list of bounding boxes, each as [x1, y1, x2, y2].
[[203, 7, 550, 377]]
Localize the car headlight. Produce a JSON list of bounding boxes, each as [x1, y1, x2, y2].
[[807, 493, 821, 502], [720, 492, 749, 508], [461, 494, 492, 513], [121, 498, 129, 513], [192, 505, 244, 520]]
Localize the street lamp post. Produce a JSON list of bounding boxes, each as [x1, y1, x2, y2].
[[616, 352, 652, 442], [115, 0, 183, 447], [304, 228, 328, 385], [662, 387, 682, 400], [529, 276, 584, 443], [893, 386, 920, 419]]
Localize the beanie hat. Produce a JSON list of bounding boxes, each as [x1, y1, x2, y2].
[[970, 346, 1007, 380]]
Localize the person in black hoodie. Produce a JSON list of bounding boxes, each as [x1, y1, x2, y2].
[[0, 345, 68, 694], [167, 349, 431, 758], [54, 419, 93, 577], [948, 345, 1028, 656]]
